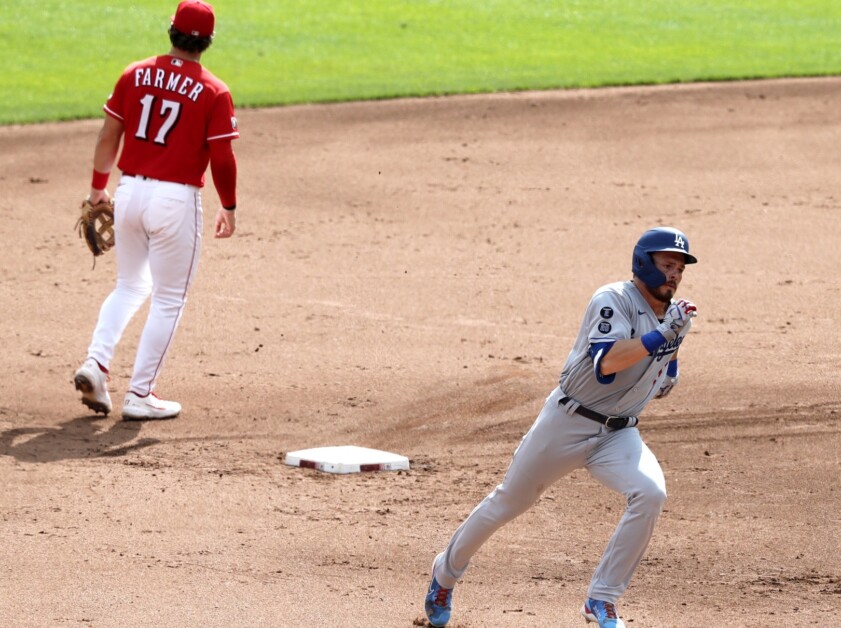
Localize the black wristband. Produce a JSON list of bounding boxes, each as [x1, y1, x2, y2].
[[223, 205, 236, 211]]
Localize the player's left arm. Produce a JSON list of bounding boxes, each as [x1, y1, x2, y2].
[[654, 354, 680, 399], [88, 114, 124, 204]]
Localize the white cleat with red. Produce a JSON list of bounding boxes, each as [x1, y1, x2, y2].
[[122, 391, 181, 420], [74, 358, 112, 415]]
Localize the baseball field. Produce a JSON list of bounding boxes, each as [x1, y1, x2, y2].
[[2, 2, 840, 626]]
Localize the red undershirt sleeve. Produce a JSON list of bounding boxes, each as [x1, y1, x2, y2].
[[209, 139, 237, 209]]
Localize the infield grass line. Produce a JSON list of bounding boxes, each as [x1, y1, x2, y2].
[[2, 0, 841, 124]]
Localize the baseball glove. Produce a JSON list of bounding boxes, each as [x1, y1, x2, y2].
[[76, 198, 115, 260]]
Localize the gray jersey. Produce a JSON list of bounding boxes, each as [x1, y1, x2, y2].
[[559, 280, 690, 418]]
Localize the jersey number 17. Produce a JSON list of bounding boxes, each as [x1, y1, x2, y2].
[[135, 95, 181, 145]]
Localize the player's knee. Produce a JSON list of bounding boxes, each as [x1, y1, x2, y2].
[[630, 483, 667, 516], [151, 287, 187, 309], [485, 484, 537, 522], [116, 279, 152, 299]]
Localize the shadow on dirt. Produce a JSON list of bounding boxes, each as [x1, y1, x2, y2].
[[0, 415, 160, 463]]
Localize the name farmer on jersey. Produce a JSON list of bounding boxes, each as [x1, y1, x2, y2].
[[130, 65, 208, 102]]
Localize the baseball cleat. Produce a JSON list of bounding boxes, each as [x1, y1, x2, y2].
[[74, 358, 112, 415], [582, 598, 626, 628], [122, 391, 181, 421], [424, 576, 453, 627]]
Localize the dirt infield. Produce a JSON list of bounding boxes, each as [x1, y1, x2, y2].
[[1, 77, 839, 627]]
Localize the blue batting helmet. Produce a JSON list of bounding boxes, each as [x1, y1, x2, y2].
[[632, 227, 698, 288]]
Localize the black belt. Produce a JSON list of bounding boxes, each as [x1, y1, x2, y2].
[[559, 396, 638, 430], [123, 173, 189, 185]]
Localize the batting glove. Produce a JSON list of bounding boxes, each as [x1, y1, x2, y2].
[[654, 375, 678, 399], [656, 299, 697, 342]]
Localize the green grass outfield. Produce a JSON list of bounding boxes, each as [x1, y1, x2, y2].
[[2, 0, 841, 124]]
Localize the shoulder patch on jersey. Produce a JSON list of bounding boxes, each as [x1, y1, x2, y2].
[[598, 321, 612, 333], [600, 306, 614, 319], [231, 116, 238, 130]]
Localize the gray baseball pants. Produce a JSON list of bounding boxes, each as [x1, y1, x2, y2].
[[432, 385, 667, 603]]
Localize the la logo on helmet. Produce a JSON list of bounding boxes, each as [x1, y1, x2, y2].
[[674, 234, 685, 249]]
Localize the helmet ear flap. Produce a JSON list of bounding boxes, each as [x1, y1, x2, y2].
[[632, 251, 645, 272], [631, 245, 666, 288]]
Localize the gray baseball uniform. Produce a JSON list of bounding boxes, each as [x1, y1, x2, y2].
[[432, 279, 691, 604]]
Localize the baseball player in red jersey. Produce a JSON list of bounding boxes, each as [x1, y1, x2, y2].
[[74, 0, 239, 420]]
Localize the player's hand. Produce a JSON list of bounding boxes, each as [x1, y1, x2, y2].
[[657, 299, 697, 341], [214, 208, 236, 238], [654, 376, 678, 399], [88, 188, 111, 205]]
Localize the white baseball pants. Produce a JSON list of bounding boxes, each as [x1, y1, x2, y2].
[[87, 175, 202, 396], [433, 385, 667, 604]]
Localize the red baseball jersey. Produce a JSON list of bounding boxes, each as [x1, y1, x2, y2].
[[104, 55, 239, 187]]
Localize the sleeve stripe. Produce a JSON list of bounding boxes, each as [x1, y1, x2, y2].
[[103, 105, 124, 121], [589, 342, 616, 385], [208, 131, 240, 141]]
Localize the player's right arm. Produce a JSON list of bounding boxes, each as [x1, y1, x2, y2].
[[597, 339, 651, 376], [598, 299, 696, 376], [206, 86, 239, 239], [582, 289, 645, 382], [209, 138, 237, 238]]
